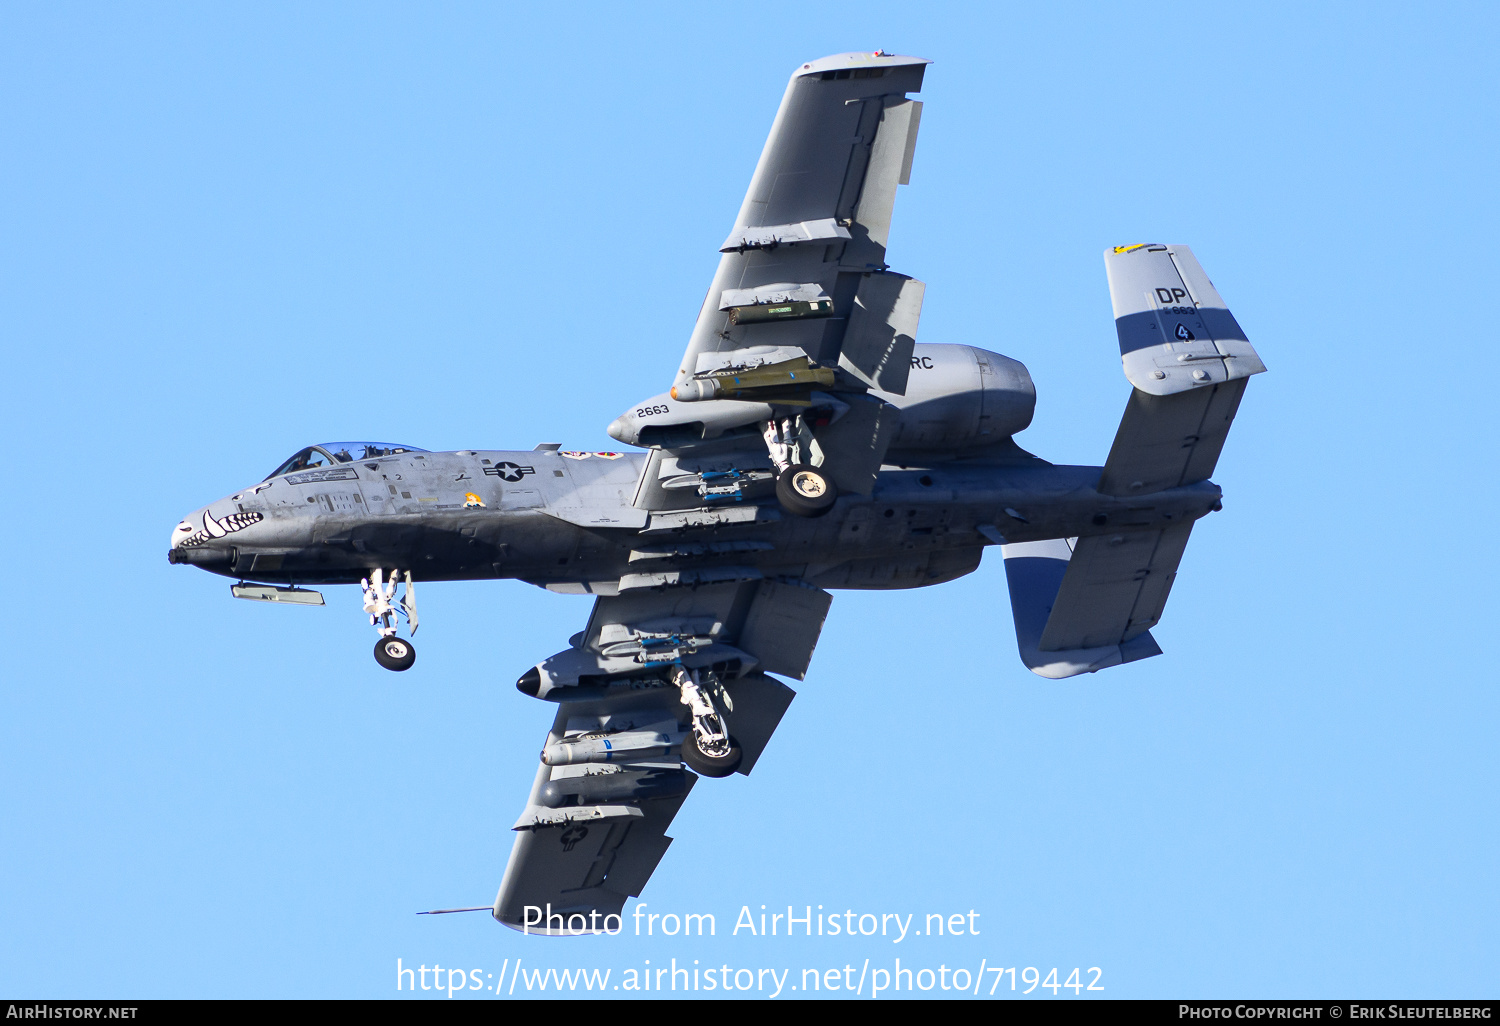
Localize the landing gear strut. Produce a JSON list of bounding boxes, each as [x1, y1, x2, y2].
[[763, 417, 838, 518], [362, 568, 418, 671], [672, 666, 742, 777]]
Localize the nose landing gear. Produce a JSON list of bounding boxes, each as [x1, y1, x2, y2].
[[374, 636, 416, 671], [362, 569, 418, 671]]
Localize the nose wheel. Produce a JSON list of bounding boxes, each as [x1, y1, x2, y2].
[[362, 569, 419, 671], [374, 636, 416, 671]]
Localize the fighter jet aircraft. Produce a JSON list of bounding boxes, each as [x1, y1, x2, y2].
[[168, 51, 1264, 933]]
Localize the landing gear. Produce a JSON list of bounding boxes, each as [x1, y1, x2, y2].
[[362, 568, 418, 671], [672, 666, 742, 778], [682, 731, 742, 777], [374, 635, 416, 671], [763, 417, 839, 518], [775, 463, 837, 518]]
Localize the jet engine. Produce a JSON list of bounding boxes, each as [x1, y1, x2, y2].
[[607, 342, 1034, 454], [876, 343, 1035, 453]]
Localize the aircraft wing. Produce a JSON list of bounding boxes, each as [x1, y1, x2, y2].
[[616, 53, 931, 506], [492, 578, 830, 932], [678, 51, 930, 397]]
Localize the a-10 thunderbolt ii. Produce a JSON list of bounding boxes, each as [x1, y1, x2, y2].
[[167, 52, 1264, 933]]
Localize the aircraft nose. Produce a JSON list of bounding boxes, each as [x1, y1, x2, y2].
[[167, 510, 218, 567], [169, 517, 196, 550], [167, 501, 266, 568], [607, 414, 637, 446]]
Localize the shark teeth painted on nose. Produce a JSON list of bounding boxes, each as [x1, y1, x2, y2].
[[179, 510, 263, 549]]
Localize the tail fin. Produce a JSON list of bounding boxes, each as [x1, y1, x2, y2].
[[1003, 246, 1264, 678], [1099, 243, 1265, 496]]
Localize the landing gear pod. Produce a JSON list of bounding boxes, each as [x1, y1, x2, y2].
[[776, 464, 837, 517]]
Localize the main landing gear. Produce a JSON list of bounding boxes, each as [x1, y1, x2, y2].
[[776, 463, 837, 517], [762, 417, 838, 518], [362, 568, 418, 671], [673, 666, 742, 777]]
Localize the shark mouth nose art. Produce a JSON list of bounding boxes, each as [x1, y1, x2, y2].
[[177, 510, 263, 549]]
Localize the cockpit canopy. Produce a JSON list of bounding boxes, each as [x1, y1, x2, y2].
[[266, 442, 428, 480]]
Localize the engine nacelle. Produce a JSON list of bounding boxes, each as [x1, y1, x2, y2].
[[607, 343, 1034, 453], [875, 343, 1034, 452]]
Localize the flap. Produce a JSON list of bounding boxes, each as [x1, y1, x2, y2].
[[838, 272, 924, 394], [809, 391, 901, 497]]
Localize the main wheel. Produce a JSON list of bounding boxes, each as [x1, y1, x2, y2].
[[775, 463, 837, 518], [681, 732, 742, 778], [373, 635, 416, 671]]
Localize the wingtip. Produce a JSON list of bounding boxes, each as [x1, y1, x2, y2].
[[795, 52, 932, 78]]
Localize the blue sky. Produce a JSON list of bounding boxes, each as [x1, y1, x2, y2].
[[2, 1, 1496, 1000]]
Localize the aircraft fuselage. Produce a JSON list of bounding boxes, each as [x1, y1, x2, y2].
[[169, 448, 1222, 593]]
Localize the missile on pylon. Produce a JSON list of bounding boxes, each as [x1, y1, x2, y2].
[[542, 729, 683, 766], [671, 355, 836, 403]]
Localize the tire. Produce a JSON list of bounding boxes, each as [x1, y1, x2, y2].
[[775, 463, 837, 518], [374, 635, 416, 671], [681, 732, 742, 778]]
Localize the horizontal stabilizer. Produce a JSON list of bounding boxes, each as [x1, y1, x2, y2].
[[1097, 378, 1247, 497], [1040, 524, 1192, 651], [1098, 244, 1263, 497], [1001, 538, 1165, 679]]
